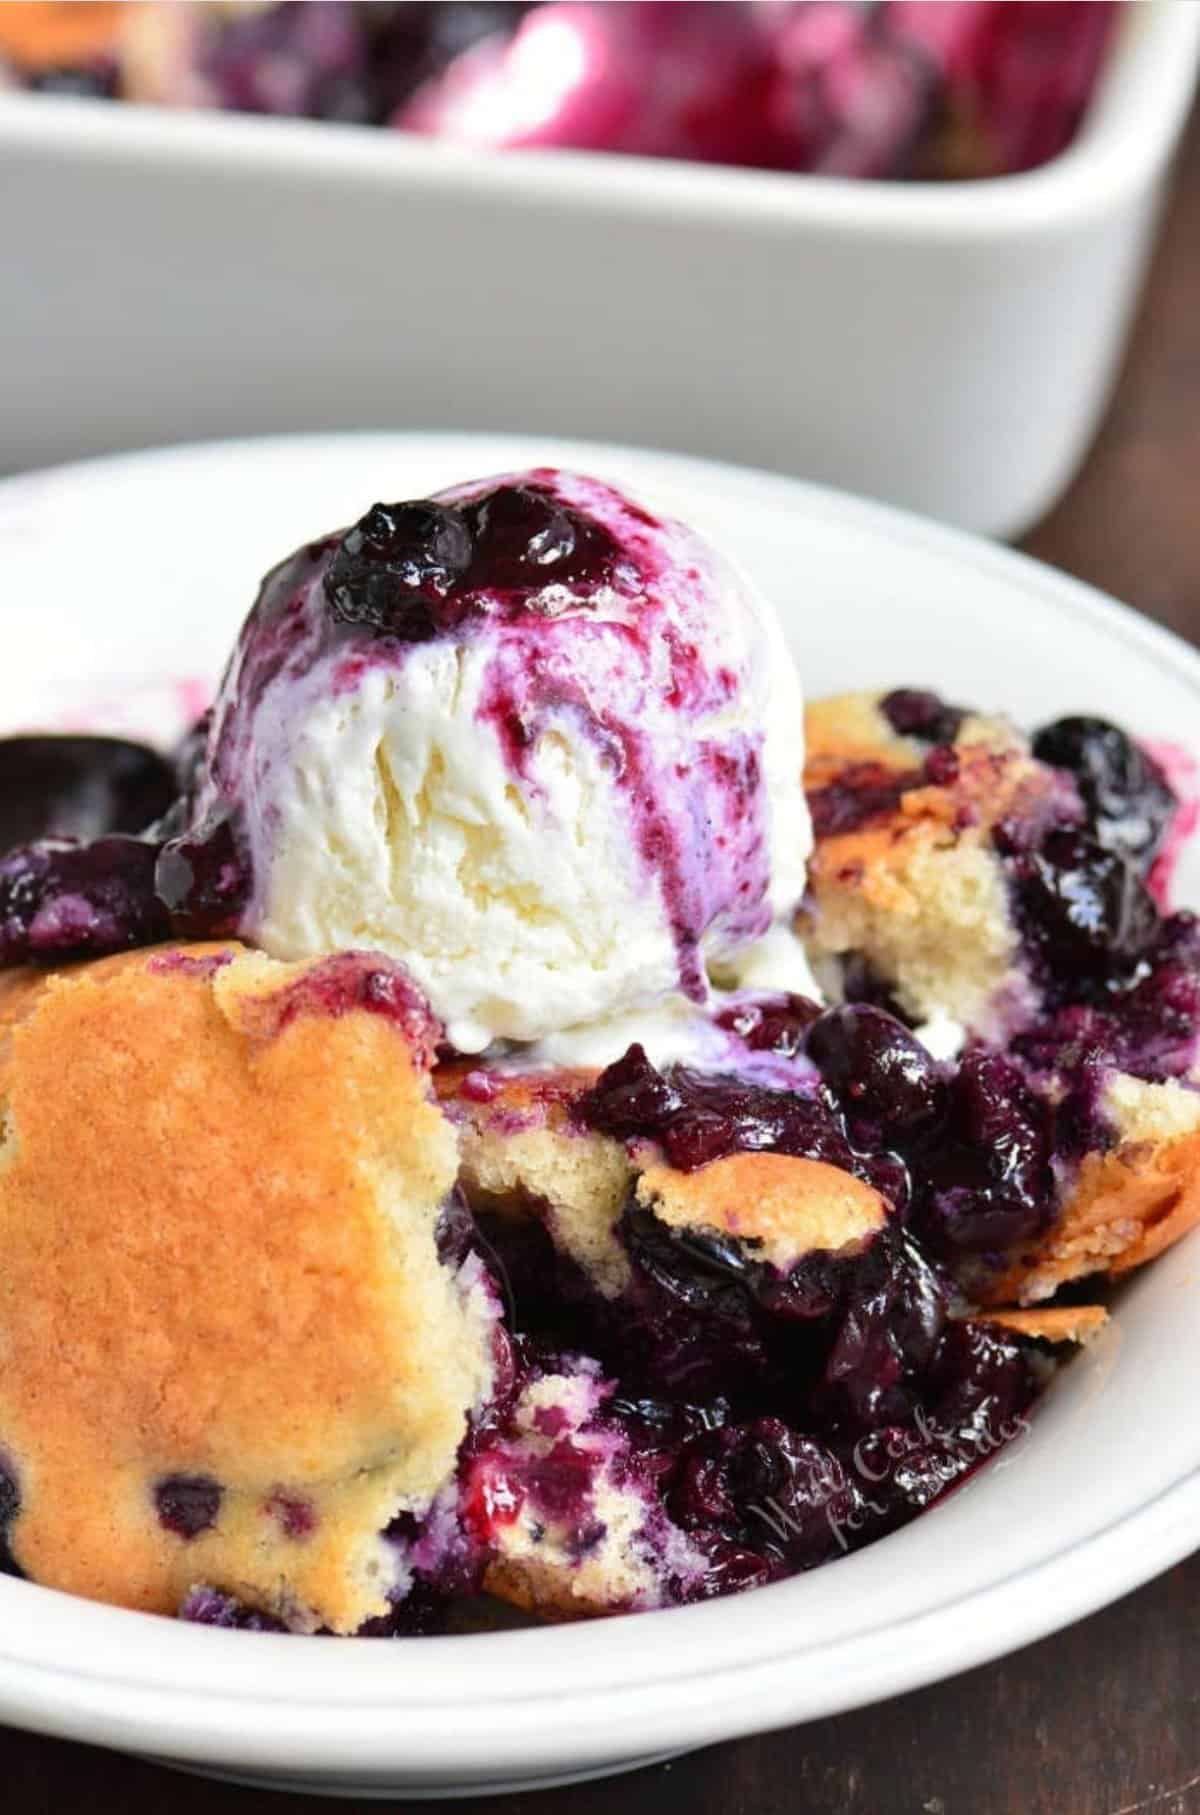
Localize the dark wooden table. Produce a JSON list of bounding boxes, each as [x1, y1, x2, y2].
[[7, 100, 1200, 1815]]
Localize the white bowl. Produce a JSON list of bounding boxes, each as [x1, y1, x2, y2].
[[1, 430, 1199, 1800], [1, 4, 1198, 537]]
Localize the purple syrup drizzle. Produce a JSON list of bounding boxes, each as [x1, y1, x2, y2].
[[807, 760, 921, 839], [244, 951, 441, 1060]]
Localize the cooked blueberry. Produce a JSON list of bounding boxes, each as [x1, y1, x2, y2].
[[575, 1043, 683, 1140], [917, 1050, 1054, 1255], [716, 993, 821, 1057], [925, 1184, 1047, 1253], [921, 744, 960, 788], [605, 1393, 729, 1444], [952, 1051, 1051, 1198], [807, 1005, 944, 1134], [156, 815, 251, 938], [1013, 830, 1159, 974], [29, 64, 120, 98], [462, 485, 573, 582], [156, 1474, 222, 1540], [816, 1231, 947, 1429], [671, 1419, 857, 1573], [623, 1204, 753, 1312], [880, 689, 966, 746], [198, 0, 525, 125], [0, 1457, 18, 1527], [1013, 1003, 1123, 1078], [0, 735, 177, 853], [929, 1320, 1034, 1434], [1032, 716, 1175, 865], [323, 500, 474, 637], [355, 1583, 451, 1637], [0, 836, 169, 965], [1123, 957, 1200, 1077], [179, 1587, 285, 1630], [198, 0, 369, 118]]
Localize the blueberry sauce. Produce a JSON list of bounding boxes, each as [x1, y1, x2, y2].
[[322, 484, 626, 642], [1032, 717, 1175, 867], [155, 1475, 223, 1541], [155, 814, 252, 939], [0, 836, 170, 964], [714, 992, 821, 1060], [452, 1307, 1034, 1607], [808, 760, 919, 839], [195, 1, 528, 125], [243, 951, 441, 1060]]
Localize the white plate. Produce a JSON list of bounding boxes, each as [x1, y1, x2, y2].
[[1, 431, 1198, 1800]]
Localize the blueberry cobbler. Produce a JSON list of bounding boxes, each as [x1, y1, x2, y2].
[[0, 466, 1195, 1633], [2, 3, 1116, 181]]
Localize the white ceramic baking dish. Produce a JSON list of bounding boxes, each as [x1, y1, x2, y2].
[[1, 2, 1197, 535]]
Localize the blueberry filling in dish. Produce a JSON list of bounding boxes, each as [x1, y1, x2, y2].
[[0, 2, 1117, 183], [0, 469, 1194, 1635]]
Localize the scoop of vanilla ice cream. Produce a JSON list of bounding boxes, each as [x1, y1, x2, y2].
[[189, 469, 811, 1052]]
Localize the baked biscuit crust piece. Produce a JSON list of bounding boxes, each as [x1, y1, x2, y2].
[[983, 1075, 1200, 1305], [975, 1305, 1109, 1345], [0, 943, 493, 1632], [801, 692, 1069, 1034], [635, 1152, 888, 1269], [0, 2, 127, 70], [985, 1135, 1200, 1305], [437, 1064, 634, 1296]]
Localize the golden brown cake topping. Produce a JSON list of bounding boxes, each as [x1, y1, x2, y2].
[[0, 944, 493, 1632]]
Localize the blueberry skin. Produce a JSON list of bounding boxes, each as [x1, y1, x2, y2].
[[0, 735, 177, 854], [1032, 715, 1175, 867]]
